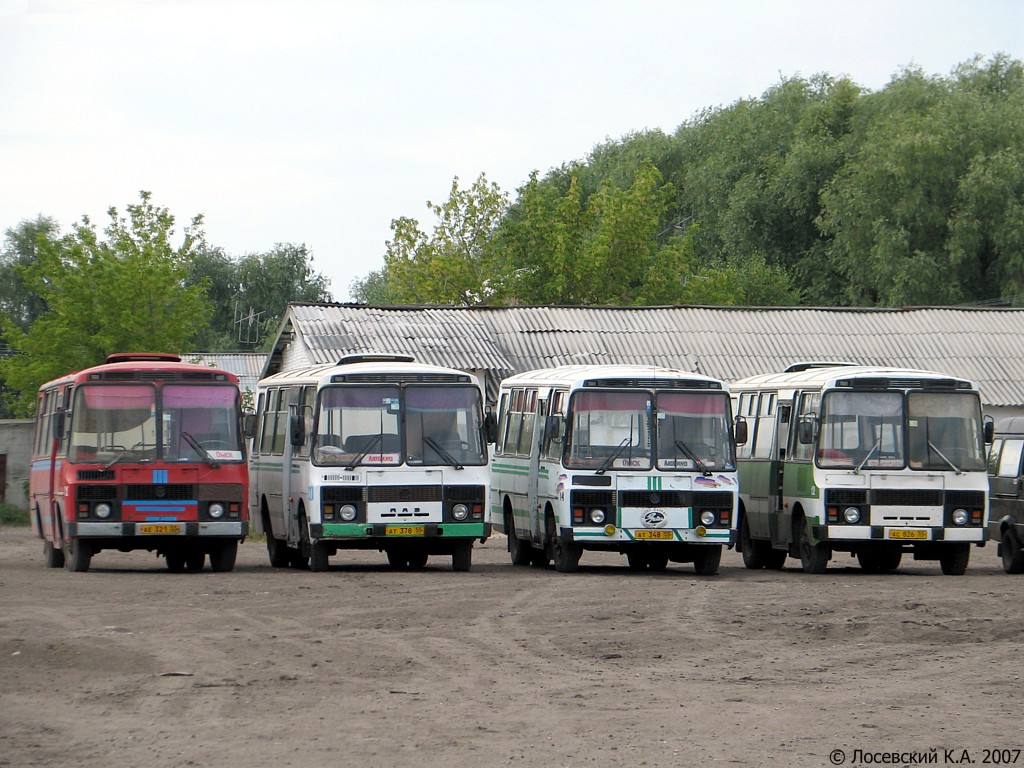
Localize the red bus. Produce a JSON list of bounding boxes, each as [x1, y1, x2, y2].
[[29, 353, 249, 572]]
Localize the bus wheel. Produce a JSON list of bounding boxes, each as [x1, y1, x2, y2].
[[626, 550, 648, 571], [407, 550, 428, 569], [309, 542, 330, 572], [857, 547, 902, 574], [452, 542, 472, 572], [210, 540, 239, 573], [797, 521, 829, 574], [530, 550, 550, 568], [386, 549, 410, 570], [290, 513, 311, 570], [740, 515, 775, 570], [185, 546, 206, 572], [939, 543, 970, 576], [64, 538, 92, 573], [693, 545, 721, 576], [552, 539, 581, 573], [166, 548, 186, 573], [44, 540, 65, 569], [1001, 530, 1024, 574], [646, 551, 669, 572], [264, 511, 290, 568], [507, 513, 532, 566]]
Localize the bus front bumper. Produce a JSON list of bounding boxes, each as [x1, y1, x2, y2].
[[313, 522, 491, 541], [68, 521, 249, 537], [812, 524, 987, 543]]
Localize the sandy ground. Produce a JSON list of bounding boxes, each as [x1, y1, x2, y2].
[[1, 525, 1021, 768]]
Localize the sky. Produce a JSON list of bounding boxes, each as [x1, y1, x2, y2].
[[1, 1, 1022, 302]]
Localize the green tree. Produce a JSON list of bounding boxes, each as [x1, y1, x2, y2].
[[0, 192, 212, 415], [0, 216, 59, 333]]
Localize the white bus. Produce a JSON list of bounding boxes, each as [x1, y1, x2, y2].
[[249, 354, 492, 571], [731, 363, 992, 575], [490, 365, 745, 574]]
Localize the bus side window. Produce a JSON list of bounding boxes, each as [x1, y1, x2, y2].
[[542, 390, 567, 460], [791, 393, 819, 462]]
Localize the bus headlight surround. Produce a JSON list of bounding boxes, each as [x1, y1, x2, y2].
[[843, 506, 861, 524], [589, 508, 606, 525], [699, 509, 717, 526], [452, 503, 470, 521], [208, 503, 225, 519], [340, 504, 358, 522], [952, 508, 969, 526], [95, 502, 112, 519]]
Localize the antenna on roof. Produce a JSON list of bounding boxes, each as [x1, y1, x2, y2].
[[235, 305, 265, 346]]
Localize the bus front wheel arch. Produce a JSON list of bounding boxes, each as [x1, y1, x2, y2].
[[795, 511, 829, 574]]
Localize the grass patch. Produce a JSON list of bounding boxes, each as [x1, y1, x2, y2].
[[0, 502, 30, 526]]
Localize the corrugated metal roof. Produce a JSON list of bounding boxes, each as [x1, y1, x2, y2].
[[264, 304, 1024, 407], [185, 352, 267, 393]]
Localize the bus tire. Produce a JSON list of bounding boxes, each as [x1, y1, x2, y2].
[[166, 548, 186, 573], [626, 550, 649, 571], [552, 539, 581, 573], [290, 512, 311, 570], [693, 545, 721, 576], [309, 541, 330, 572], [65, 537, 92, 573], [386, 548, 410, 570], [44, 540, 65, 569], [452, 542, 472, 572], [264, 509, 290, 568], [506, 512, 532, 566], [939, 543, 970, 576], [740, 514, 774, 570], [210, 540, 238, 573], [646, 551, 669, 572], [407, 550, 428, 569], [857, 547, 902, 574], [797, 519, 829, 574], [1001, 530, 1024, 574], [185, 546, 206, 572]]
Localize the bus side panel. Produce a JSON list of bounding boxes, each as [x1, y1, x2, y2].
[[738, 459, 774, 540]]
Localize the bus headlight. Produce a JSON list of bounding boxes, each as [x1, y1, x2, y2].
[[843, 506, 861, 524], [452, 503, 469, 521], [589, 508, 606, 525], [699, 510, 717, 526], [208, 503, 226, 519], [952, 508, 969, 526], [340, 504, 358, 522], [95, 502, 112, 519]]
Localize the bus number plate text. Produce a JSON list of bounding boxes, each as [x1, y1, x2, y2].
[[139, 524, 183, 535], [888, 529, 928, 540], [385, 525, 425, 536], [635, 530, 673, 540]]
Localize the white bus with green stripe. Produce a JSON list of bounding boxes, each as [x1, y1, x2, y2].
[[490, 365, 745, 574], [249, 355, 492, 572], [731, 363, 993, 575]]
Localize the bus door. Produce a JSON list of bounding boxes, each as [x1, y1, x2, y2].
[[768, 401, 792, 547], [526, 393, 546, 546]]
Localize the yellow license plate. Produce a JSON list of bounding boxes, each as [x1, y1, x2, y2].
[[635, 529, 673, 540], [385, 525, 424, 536], [139, 524, 183, 535], [888, 529, 928, 540]]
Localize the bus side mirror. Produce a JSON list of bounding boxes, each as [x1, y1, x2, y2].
[[290, 412, 305, 447], [734, 417, 748, 446], [242, 413, 257, 439], [484, 411, 497, 444], [984, 417, 994, 445], [797, 419, 816, 445], [53, 410, 66, 440], [544, 414, 564, 443]]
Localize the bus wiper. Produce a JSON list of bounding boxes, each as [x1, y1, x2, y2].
[[675, 440, 711, 476], [345, 433, 383, 471], [854, 438, 882, 474], [424, 436, 463, 470], [181, 431, 220, 468], [103, 441, 149, 470], [597, 438, 631, 475], [927, 441, 963, 475]]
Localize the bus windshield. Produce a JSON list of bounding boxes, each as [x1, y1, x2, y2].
[[314, 384, 486, 467], [656, 391, 735, 471], [68, 383, 242, 464], [565, 391, 653, 470], [816, 390, 985, 471]]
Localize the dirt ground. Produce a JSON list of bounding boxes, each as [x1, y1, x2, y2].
[[1, 525, 1020, 768]]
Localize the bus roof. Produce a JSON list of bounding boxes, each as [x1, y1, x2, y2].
[[731, 364, 979, 393], [498, 364, 727, 390], [38, 356, 239, 390], [257, 358, 482, 387]]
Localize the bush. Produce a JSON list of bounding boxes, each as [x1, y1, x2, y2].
[[0, 502, 29, 526]]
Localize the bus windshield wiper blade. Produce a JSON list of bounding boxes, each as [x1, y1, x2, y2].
[[675, 440, 711, 476], [345, 433, 383, 471], [927, 441, 963, 475], [424, 436, 463, 469], [181, 431, 220, 468], [596, 438, 631, 475], [854, 438, 882, 474], [103, 441, 148, 470]]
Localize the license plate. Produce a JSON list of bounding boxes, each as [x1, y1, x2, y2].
[[385, 525, 424, 536], [888, 529, 928, 540], [139, 524, 183, 535], [635, 529, 673, 540]]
